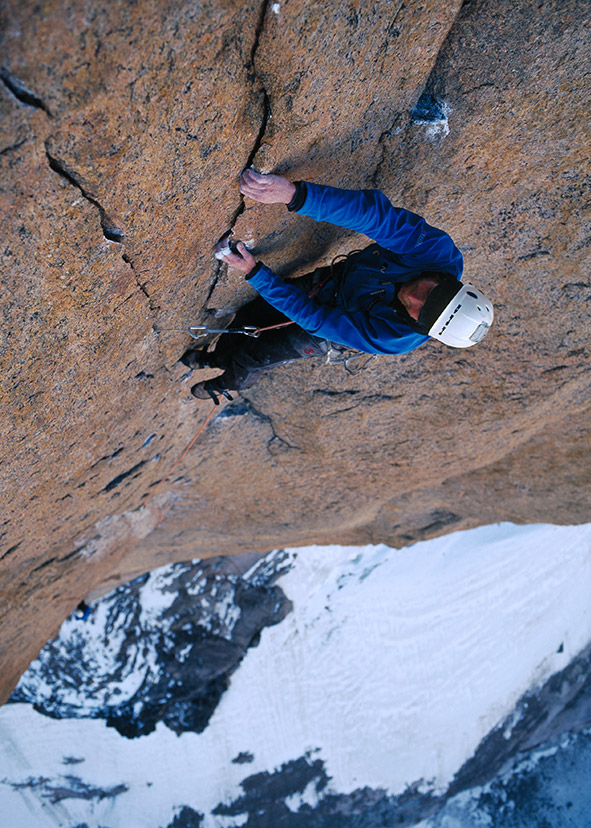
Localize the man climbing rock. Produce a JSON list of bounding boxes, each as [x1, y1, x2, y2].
[[185, 169, 493, 403]]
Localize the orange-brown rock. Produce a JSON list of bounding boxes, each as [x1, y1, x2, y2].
[[1, 0, 589, 703]]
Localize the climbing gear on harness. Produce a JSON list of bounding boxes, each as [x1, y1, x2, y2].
[[186, 261, 343, 342], [325, 344, 377, 375], [175, 249, 380, 381], [188, 324, 262, 339], [187, 321, 298, 339], [191, 377, 234, 405]]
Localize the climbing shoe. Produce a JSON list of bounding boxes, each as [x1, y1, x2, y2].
[[191, 377, 234, 405], [180, 347, 216, 370]]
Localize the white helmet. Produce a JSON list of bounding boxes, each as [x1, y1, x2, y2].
[[417, 277, 494, 348], [428, 283, 493, 348]]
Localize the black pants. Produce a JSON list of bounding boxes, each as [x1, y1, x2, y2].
[[206, 272, 331, 391]]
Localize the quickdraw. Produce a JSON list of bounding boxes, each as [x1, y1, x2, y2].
[[188, 324, 262, 339], [187, 320, 296, 340]]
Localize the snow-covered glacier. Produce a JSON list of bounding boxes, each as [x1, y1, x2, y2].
[[1, 522, 590, 827]]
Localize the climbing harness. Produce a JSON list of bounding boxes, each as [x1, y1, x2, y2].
[[184, 322, 374, 374]]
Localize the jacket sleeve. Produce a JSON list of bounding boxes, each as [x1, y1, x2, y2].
[[247, 264, 427, 355], [295, 181, 463, 276]]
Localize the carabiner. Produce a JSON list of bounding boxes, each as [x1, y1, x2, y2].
[[188, 325, 261, 340]]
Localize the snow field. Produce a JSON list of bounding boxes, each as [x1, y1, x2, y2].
[[219, 523, 591, 795], [0, 522, 589, 828]]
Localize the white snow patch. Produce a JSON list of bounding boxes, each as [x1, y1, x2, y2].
[[242, 548, 296, 584], [199, 588, 242, 634], [177, 643, 193, 663], [502, 705, 525, 740], [185, 574, 208, 596], [214, 815, 248, 828], [415, 101, 451, 140], [138, 566, 178, 625], [425, 118, 450, 139], [285, 778, 322, 812]]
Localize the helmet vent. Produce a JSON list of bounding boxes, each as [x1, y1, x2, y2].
[[467, 291, 478, 298]]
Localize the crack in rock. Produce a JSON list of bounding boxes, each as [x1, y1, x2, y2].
[[44, 144, 124, 243], [44, 145, 159, 315], [372, 0, 465, 184], [0, 542, 21, 562], [206, 0, 271, 307], [2, 70, 159, 317], [244, 0, 272, 168], [204, 258, 225, 306], [2, 67, 160, 318], [122, 252, 160, 313], [0, 66, 53, 117], [0, 138, 27, 156], [218, 398, 300, 454], [406, 0, 471, 126]]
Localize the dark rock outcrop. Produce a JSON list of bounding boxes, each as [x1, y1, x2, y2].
[[11, 551, 292, 737]]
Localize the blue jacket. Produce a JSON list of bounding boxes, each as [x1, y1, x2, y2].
[[247, 181, 464, 354]]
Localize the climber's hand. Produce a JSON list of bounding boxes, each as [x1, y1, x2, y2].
[[239, 169, 296, 205], [215, 240, 257, 275]]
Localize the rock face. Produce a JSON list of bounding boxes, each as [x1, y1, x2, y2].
[[0, 0, 590, 701]]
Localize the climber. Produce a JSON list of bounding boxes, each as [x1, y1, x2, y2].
[[185, 169, 494, 403]]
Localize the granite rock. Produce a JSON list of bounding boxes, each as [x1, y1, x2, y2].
[[0, 0, 590, 701]]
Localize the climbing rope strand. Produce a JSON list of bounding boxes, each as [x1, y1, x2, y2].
[[143, 402, 219, 508], [252, 319, 295, 334]]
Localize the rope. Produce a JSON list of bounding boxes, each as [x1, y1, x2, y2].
[[251, 319, 295, 335], [143, 402, 219, 508]]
